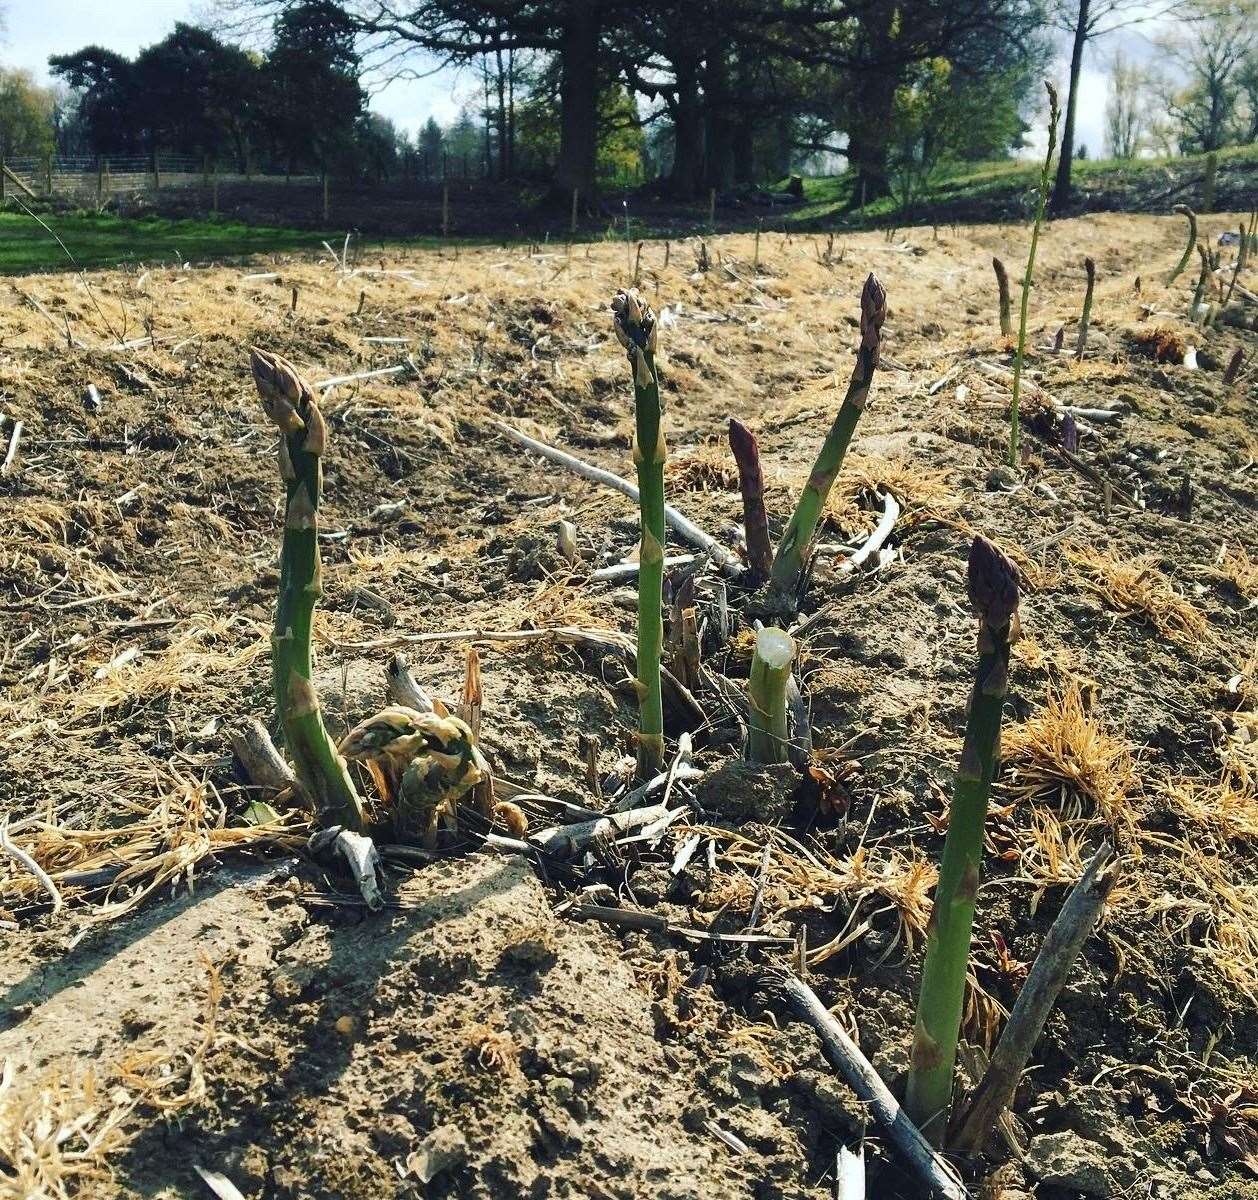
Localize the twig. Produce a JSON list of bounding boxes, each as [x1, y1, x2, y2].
[[565, 903, 795, 947], [316, 364, 410, 390], [607, 763, 703, 814], [492, 421, 742, 577], [949, 844, 1119, 1154], [832, 491, 900, 575], [0, 817, 63, 914], [385, 653, 437, 712], [771, 970, 968, 1199], [1, 420, 24, 475], [229, 719, 298, 794], [528, 802, 680, 857], [591, 554, 695, 583]]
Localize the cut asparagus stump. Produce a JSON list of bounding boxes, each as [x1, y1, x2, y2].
[[612, 289, 667, 777], [747, 627, 796, 764], [905, 535, 1020, 1144], [769, 273, 886, 603], [251, 347, 366, 833]]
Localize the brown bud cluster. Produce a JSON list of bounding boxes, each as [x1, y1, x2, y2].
[[967, 536, 1020, 632], [251, 347, 309, 435], [859, 272, 887, 364], [611, 289, 658, 355]]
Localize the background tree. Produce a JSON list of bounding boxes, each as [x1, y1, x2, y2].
[[0, 68, 55, 158], [1154, 0, 1256, 152], [1103, 49, 1147, 157], [1051, 0, 1185, 211]]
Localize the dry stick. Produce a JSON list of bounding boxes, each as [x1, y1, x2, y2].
[[1074, 257, 1095, 362], [0, 818, 63, 914], [833, 491, 899, 575], [230, 718, 298, 794], [728, 418, 773, 582], [492, 421, 742, 577], [992, 257, 1012, 338], [567, 903, 794, 947], [1, 420, 23, 475], [528, 801, 675, 857], [386, 653, 437, 712], [771, 970, 968, 1200], [1222, 347, 1244, 385], [950, 845, 1120, 1154]]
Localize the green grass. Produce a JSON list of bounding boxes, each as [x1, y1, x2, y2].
[[775, 143, 1258, 229], [0, 211, 333, 274]]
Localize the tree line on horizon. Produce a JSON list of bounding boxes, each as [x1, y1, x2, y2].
[[0, 0, 1253, 211]]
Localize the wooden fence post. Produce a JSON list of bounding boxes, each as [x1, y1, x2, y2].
[[151, 149, 160, 192], [322, 171, 330, 223], [571, 187, 579, 235], [97, 157, 104, 204], [212, 164, 219, 216], [442, 182, 450, 238], [1202, 151, 1217, 213], [45, 152, 54, 197], [1, 159, 6, 208], [708, 187, 716, 228]]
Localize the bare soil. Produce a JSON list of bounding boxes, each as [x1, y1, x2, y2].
[[0, 212, 1255, 1200]]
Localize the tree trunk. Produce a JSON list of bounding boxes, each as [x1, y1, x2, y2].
[[703, 48, 735, 192], [669, 55, 704, 199], [732, 115, 756, 185], [553, 2, 601, 204], [1052, 0, 1090, 214], [845, 0, 901, 207], [846, 68, 898, 204]]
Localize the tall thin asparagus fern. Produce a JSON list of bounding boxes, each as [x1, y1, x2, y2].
[[905, 536, 1020, 1144], [251, 348, 365, 832], [612, 290, 666, 776], [769, 273, 886, 602], [1009, 82, 1060, 468]]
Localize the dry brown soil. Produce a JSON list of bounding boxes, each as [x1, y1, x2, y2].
[[0, 213, 1255, 1200]]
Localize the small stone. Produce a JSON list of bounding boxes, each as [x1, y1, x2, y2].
[[1025, 1131, 1139, 1197], [406, 1124, 469, 1184], [986, 465, 1020, 492]]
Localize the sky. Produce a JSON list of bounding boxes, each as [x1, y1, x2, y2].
[[0, 0, 1176, 163]]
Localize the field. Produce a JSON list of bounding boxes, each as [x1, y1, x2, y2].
[[0, 211, 1255, 1200]]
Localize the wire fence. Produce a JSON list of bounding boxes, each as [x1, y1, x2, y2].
[[1, 154, 319, 208]]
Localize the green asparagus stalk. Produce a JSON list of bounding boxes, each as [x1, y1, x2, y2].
[[251, 348, 366, 832], [1009, 81, 1060, 469], [612, 290, 666, 777], [1074, 256, 1095, 362], [747, 627, 796, 764], [1165, 205, 1197, 286], [992, 257, 1012, 338], [905, 535, 1020, 1144], [769, 272, 886, 601]]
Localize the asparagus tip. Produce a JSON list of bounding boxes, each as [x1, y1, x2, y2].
[[967, 536, 1020, 629], [250, 346, 308, 434], [611, 288, 657, 353]]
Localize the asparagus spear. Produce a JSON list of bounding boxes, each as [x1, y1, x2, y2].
[[747, 627, 796, 764], [1074, 256, 1095, 362], [612, 289, 666, 776], [1165, 205, 1197, 286], [992, 257, 1013, 338], [728, 418, 773, 583], [769, 273, 886, 601], [251, 348, 365, 832], [905, 535, 1020, 1144]]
